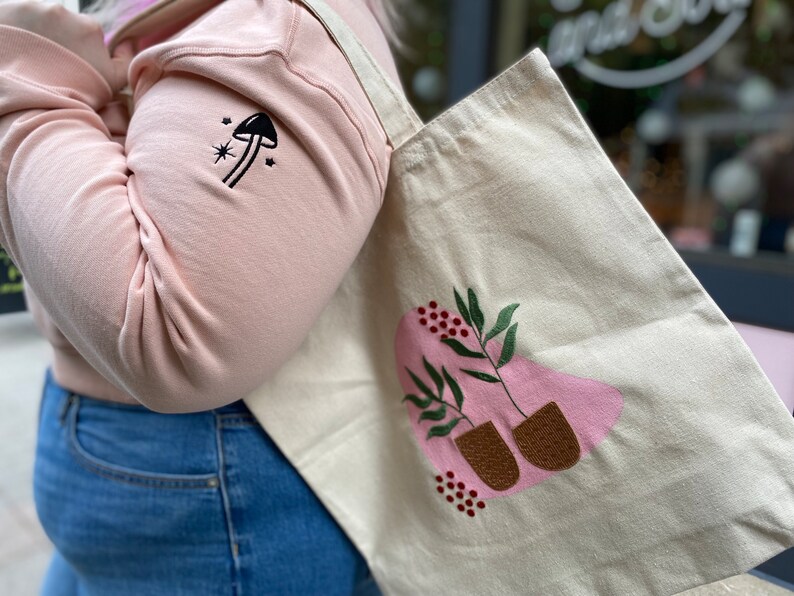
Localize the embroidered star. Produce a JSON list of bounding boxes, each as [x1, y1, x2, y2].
[[213, 140, 235, 164], [222, 117, 232, 125], [265, 157, 276, 167]]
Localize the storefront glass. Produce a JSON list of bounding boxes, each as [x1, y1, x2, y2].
[[403, 0, 794, 259]]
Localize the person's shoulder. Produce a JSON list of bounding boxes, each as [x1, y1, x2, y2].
[[285, 0, 401, 187], [287, 0, 403, 131], [295, 0, 404, 93]]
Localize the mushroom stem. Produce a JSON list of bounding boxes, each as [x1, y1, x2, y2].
[[224, 136, 263, 188]]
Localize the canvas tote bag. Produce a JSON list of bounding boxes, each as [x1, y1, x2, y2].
[[244, 1, 794, 593]]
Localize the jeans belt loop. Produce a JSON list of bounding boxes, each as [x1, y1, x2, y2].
[[59, 392, 78, 427]]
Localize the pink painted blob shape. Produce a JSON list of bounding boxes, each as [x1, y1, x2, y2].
[[395, 303, 624, 500]]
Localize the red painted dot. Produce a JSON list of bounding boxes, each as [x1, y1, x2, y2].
[[469, 490, 478, 498], [467, 509, 475, 517], [446, 495, 454, 503], [430, 326, 438, 333], [477, 501, 485, 509], [449, 329, 457, 336], [453, 317, 461, 325], [419, 318, 427, 325], [439, 321, 446, 329], [465, 499, 473, 507], [430, 312, 438, 320], [441, 311, 449, 319], [418, 307, 426, 314], [447, 471, 454, 479], [441, 334, 448, 339], [457, 504, 465, 511], [435, 475, 443, 482], [456, 482, 464, 489], [429, 301, 438, 309], [446, 482, 454, 489], [436, 486, 444, 494], [461, 329, 469, 337], [456, 491, 463, 499]]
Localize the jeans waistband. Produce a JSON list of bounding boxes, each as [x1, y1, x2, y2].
[[44, 368, 252, 416]]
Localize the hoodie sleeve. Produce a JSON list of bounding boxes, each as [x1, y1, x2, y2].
[[0, 25, 388, 412]]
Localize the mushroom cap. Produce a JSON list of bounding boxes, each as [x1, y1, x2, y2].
[[232, 112, 278, 148]]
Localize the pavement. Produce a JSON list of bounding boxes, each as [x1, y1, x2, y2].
[[0, 311, 791, 595], [0, 312, 53, 595]]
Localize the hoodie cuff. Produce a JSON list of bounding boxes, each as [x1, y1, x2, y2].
[[0, 24, 113, 111]]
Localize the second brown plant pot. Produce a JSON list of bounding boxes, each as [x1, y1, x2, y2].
[[512, 402, 581, 471], [454, 421, 519, 491]]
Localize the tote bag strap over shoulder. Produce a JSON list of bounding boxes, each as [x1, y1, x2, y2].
[[297, 0, 423, 148]]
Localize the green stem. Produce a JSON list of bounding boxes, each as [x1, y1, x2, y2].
[[426, 393, 475, 427], [472, 326, 527, 418]]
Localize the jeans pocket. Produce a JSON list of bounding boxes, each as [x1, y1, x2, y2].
[[35, 391, 230, 584], [66, 397, 219, 489]]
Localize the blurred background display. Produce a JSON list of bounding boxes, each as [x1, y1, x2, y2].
[[0, 249, 23, 315], [403, 0, 794, 256]]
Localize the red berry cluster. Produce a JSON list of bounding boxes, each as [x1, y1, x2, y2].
[[435, 470, 486, 516], [418, 301, 470, 340]]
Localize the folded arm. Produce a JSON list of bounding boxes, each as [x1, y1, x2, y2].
[[0, 27, 385, 412]]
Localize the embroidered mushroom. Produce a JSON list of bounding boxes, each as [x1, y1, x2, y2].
[[223, 112, 278, 188]]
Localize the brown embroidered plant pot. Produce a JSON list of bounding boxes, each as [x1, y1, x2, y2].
[[454, 421, 520, 491], [512, 402, 581, 471]]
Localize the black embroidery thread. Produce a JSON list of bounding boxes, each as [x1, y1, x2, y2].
[[222, 112, 278, 188], [212, 140, 235, 163]]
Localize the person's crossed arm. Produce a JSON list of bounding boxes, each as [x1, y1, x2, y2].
[[0, 1, 388, 412]]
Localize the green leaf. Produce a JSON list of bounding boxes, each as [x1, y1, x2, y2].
[[427, 417, 461, 439], [454, 287, 472, 326], [406, 367, 435, 399], [419, 404, 447, 421], [468, 288, 484, 334], [423, 357, 444, 399], [441, 338, 486, 359], [485, 303, 520, 342], [461, 369, 500, 383], [442, 367, 464, 409], [402, 394, 432, 409], [497, 323, 518, 368]]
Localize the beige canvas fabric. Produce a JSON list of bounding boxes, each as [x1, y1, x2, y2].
[[244, 1, 794, 593]]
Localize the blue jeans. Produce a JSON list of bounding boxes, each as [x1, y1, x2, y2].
[[34, 369, 379, 595]]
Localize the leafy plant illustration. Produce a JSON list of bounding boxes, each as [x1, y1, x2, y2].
[[442, 288, 527, 418], [403, 357, 475, 439]]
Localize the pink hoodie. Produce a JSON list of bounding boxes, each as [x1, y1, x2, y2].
[[0, 0, 402, 412]]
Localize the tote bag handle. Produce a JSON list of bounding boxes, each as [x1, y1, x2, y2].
[[297, 0, 423, 148]]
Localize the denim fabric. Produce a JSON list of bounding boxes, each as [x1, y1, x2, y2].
[[33, 369, 380, 596]]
